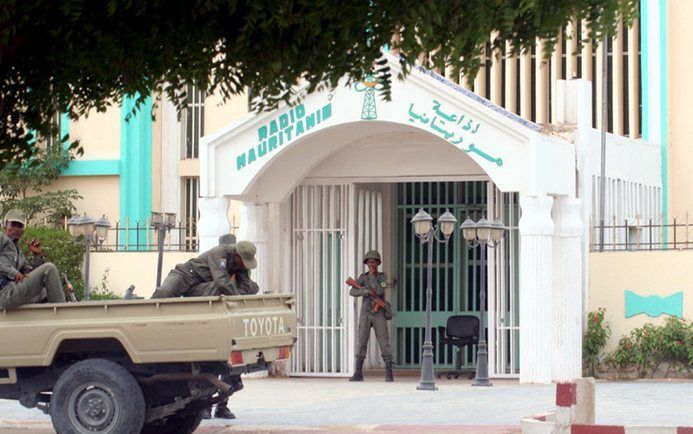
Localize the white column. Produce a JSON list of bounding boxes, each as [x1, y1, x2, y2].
[[519, 195, 554, 383], [197, 197, 230, 253], [238, 202, 269, 293], [552, 196, 583, 381], [559, 78, 593, 333]]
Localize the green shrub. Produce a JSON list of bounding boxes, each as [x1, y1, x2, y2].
[[20, 226, 85, 298], [605, 316, 692, 379], [655, 317, 691, 377], [606, 336, 637, 378], [629, 323, 660, 378], [583, 308, 611, 377]]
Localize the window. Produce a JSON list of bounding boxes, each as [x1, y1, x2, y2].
[[183, 177, 199, 251], [184, 84, 205, 159]]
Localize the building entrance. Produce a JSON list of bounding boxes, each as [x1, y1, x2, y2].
[[393, 181, 520, 377]]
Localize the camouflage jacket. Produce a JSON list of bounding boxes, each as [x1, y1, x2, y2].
[[173, 244, 259, 295]]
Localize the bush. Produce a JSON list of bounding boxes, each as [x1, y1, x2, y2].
[[20, 226, 85, 298], [605, 317, 692, 379], [583, 308, 611, 377], [606, 336, 637, 379]]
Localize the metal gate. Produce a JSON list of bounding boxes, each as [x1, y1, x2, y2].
[[290, 184, 351, 376], [488, 189, 521, 377], [354, 184, 385, 368], [393, 181, 489, 369]]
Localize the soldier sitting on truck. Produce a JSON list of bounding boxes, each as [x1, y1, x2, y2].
[[0, 209, 66, 309], [151, 238, 259, 298]]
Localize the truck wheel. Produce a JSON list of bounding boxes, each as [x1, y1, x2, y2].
[[141, 410, 203, 434], [50, 359, 145, 434]]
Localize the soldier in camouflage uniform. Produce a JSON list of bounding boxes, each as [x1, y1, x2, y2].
[[151, 239, 259, 298], [347, 250, 394, 382], [0, 209, 65, 309], [202, 233, 239, 420]]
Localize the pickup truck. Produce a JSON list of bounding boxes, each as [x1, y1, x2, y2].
[[0, 294, 297, 434]]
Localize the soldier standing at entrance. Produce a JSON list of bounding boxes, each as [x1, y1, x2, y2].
[[346, 250, 394, 382]]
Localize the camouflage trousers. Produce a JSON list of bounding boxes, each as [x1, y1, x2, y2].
[[0, 263, 65, 309], [151, 271, 219, 298], [355, 310, 392, 362]]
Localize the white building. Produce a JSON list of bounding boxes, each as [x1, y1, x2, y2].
[[197, 55, 660, 383]]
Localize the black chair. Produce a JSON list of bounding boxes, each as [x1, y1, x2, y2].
[[436, 315, 479, 380]]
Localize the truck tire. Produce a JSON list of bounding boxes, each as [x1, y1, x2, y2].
[[50, 358, 145, 434], [141, 410, 203, 434]]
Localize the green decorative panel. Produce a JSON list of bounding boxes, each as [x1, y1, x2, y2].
[[625, 290, 683, 318]]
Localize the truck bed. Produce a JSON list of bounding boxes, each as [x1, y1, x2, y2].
[[0, 294, 296, 368]]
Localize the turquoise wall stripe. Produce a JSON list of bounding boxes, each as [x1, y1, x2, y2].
[[660, 0, 668, 243], [61, 159, 120, 176], [625, 290, 683, 318], [60, 113, 70, 141], [119, 94, 153, 249], [640, 0, 649, 140]]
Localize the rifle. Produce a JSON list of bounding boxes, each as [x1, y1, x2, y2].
[[62, 273, 78, 302], [346, 277, 387, 313]]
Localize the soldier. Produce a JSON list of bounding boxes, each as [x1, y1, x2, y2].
[[346, 250, 394, 382], [151, 239, 259, 298], [202, 233, 239, 420], [0, 209, 65, 309]]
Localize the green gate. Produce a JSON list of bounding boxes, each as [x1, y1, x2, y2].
[[393, 181, 488, 369]]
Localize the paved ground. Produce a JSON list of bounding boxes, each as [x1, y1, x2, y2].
[[1, 374, 691, 433]]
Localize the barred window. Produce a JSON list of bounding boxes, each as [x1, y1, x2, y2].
[[46, 111, 63, 148], [183, 176, 199, 251], [185, 84, 205, 159]]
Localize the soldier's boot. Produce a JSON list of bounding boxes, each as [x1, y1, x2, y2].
[[385, 360, 394, 382], [349, 357, 365, 382], [214, 403, 236, 419], [201, 408, 212, 419]]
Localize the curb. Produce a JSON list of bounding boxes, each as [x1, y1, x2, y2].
[[521, 379, 693, 434], [522, 414, 693, 434]]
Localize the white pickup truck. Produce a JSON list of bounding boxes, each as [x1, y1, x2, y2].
[[0, 294, 297, 434]]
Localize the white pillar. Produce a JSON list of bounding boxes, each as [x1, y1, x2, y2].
[[238, 202, 269, 293], [552, 196, 583, 381], [198, 197, 230, 253], [558, 78, 593, 347], [519, 195, 554, 383]]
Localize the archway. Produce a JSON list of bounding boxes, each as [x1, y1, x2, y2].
[[199, 55, 583, 383]]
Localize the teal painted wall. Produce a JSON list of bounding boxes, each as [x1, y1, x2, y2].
[[59, 112, 122, 177], [62, 160, 121, 176], [119, 94, 153, 249], [60, 113, 70, 141], [659, 0, 668, 241]]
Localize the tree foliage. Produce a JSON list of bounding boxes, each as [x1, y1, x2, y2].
[[0, 0, 638, 166], [0, 144, 81, 224]]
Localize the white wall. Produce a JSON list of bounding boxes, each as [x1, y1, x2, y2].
[[304, 130, 484, 181], [88, 251, 197, 298]]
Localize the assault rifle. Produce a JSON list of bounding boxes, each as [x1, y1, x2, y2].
[[62, 273, 78, 302], [345, 277, 387, 313]]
